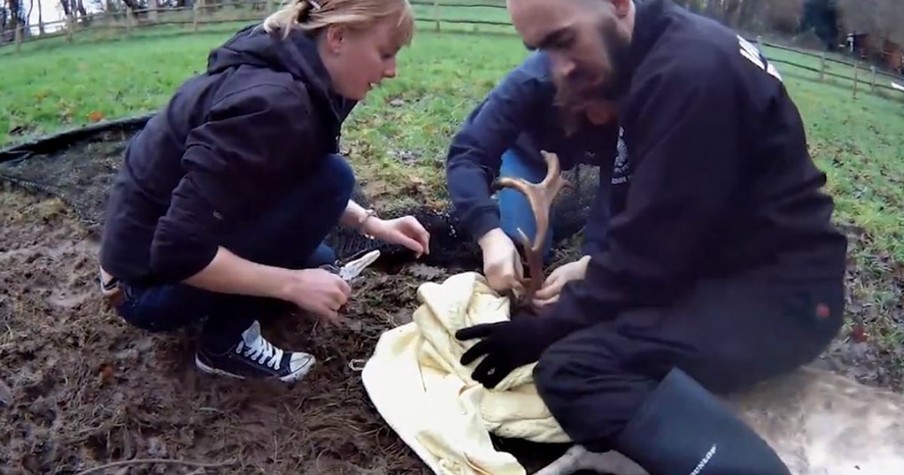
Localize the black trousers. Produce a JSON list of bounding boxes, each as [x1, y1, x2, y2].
[[113, 154, 354, 349], [532, 272, 845, 451]]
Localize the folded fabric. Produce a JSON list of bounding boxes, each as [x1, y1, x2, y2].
[[361, 271, 570, 475]]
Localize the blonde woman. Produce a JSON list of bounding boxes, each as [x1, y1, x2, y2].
[[98, 0, 429, 383]]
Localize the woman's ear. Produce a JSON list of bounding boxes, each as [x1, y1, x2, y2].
[[324, 24, 347, 55]]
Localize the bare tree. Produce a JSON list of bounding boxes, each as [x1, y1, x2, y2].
[[838, 0, 903, 41], [5, 0, 26, 36], [673, 0, 807, 33], [838, 0, 904, 43], [873, 0, 904, 45], [35, 0, 42, 34], [837, 0, 904, 69], [837, 0, 877, 34]]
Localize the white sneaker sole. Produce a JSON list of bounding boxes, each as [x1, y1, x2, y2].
[[194, 355, 316, 383]]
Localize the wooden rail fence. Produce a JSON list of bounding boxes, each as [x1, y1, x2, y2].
[[3, 0, 901, 99]]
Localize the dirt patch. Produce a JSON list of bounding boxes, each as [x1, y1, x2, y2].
[[1, 131, 902, 475], [3, 188, 903, 475], [0, 190, 583, 475], [0, 127, 601, 249]]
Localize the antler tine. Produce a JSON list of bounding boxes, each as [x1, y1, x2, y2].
[[494, 151, 570, 305]]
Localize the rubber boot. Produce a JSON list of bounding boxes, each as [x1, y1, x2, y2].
[[612, 367, 791, 475]]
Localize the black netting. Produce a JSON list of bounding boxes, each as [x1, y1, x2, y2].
[[0, 119, 598, 268]]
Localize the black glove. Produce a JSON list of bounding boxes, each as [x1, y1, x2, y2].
[[455, 313, 576, 388]]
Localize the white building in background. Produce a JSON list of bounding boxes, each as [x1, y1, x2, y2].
[[23, 0, 63, 34], [25, 0, 102, 35]]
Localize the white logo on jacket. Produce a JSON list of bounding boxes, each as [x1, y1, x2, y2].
[[611, 127, 631, 185], [738, 35, 782, 82]]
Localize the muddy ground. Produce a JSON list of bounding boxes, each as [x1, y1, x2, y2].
[[2, 188, 903, 475], [1, 135, 903, 474], [0, 189, 592, 475]]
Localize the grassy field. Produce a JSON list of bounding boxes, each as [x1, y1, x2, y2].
[[1, 13, 904, 474], [1, 17, 903, 344]]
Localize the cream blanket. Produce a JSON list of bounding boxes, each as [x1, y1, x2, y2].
[[360, 271, 570, 475]]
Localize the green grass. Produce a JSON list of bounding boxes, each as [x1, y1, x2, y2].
[[2, 14, 904, 373], [1, 20, 903, 263], [0, 24, 528, 207], [758, 46, 904, 267]]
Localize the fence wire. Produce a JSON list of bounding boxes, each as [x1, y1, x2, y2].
[[0, 118, 598, 268]]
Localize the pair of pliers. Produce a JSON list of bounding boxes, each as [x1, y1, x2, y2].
[[321, 249, 381, 282]]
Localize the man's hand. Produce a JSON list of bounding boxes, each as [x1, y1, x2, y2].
[[478, 228, 524, 293], [456, 314, 573, 388], [364, 216, 431, 258], [279, 268, 352, 325], [532, 255, 591, 308]]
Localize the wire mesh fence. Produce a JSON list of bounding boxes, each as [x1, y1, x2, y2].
[[0, 116, 601, 268]]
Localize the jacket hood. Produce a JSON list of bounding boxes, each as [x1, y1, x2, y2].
[[205, 24, 356, 121]]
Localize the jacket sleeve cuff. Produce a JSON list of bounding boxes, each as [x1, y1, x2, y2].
[[467, 208, 502, 241], [150, 240, 219, 283], [149, 217, 221, 283], [525, 305, 584, 345], [580, 238, 608, 256]]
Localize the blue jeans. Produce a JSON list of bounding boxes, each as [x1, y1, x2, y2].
[[498, 148, 555, 259], [114, 154, 355, 349]]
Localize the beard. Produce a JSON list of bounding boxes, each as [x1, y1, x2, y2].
[[597, 18, 632, 97], [554, 17, 632, 103]]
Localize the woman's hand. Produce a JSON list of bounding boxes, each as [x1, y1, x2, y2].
[[532, 256, 590, 308], [280, 268, 352, 325], [183, 246, 353, 325], [363, 216, 431, 257]]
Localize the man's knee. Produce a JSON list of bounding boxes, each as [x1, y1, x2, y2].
[[532, 324, 667, 448], [497, 149, 554, 259], [534, 332, 624, 403]]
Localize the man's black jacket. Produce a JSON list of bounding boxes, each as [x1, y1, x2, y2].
[[547, 0, 848, 330]]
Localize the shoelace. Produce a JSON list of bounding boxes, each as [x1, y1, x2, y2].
[[236, 336, 284, 370]]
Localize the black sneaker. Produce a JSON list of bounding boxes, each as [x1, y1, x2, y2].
[[194, 320, 316, 382]]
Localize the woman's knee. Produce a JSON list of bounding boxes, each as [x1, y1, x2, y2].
[[322, 154, 356, 204], [304, 242, 337, 267], [114, 283, 207, 333], [116, 298, 189, 333]]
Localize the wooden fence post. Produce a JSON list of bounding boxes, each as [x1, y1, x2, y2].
[[852, 60, 858, 98], [126, 8, 133, 36], [193, 0, 202, 32], [149, 0, 159, 23], [819, 52, 826, 82], [66, 13, 74, 43], [433, 0, 440, 32], [14, 23, 22, 53], [870, 65, 877, 92]]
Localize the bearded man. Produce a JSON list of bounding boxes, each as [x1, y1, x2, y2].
[[455, 1, 848, 474]]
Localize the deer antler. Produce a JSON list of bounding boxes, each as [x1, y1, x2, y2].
[[493, 150, 570, 306]]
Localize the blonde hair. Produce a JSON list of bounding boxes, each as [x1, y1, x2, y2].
[[262, 0, 415, 49]]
